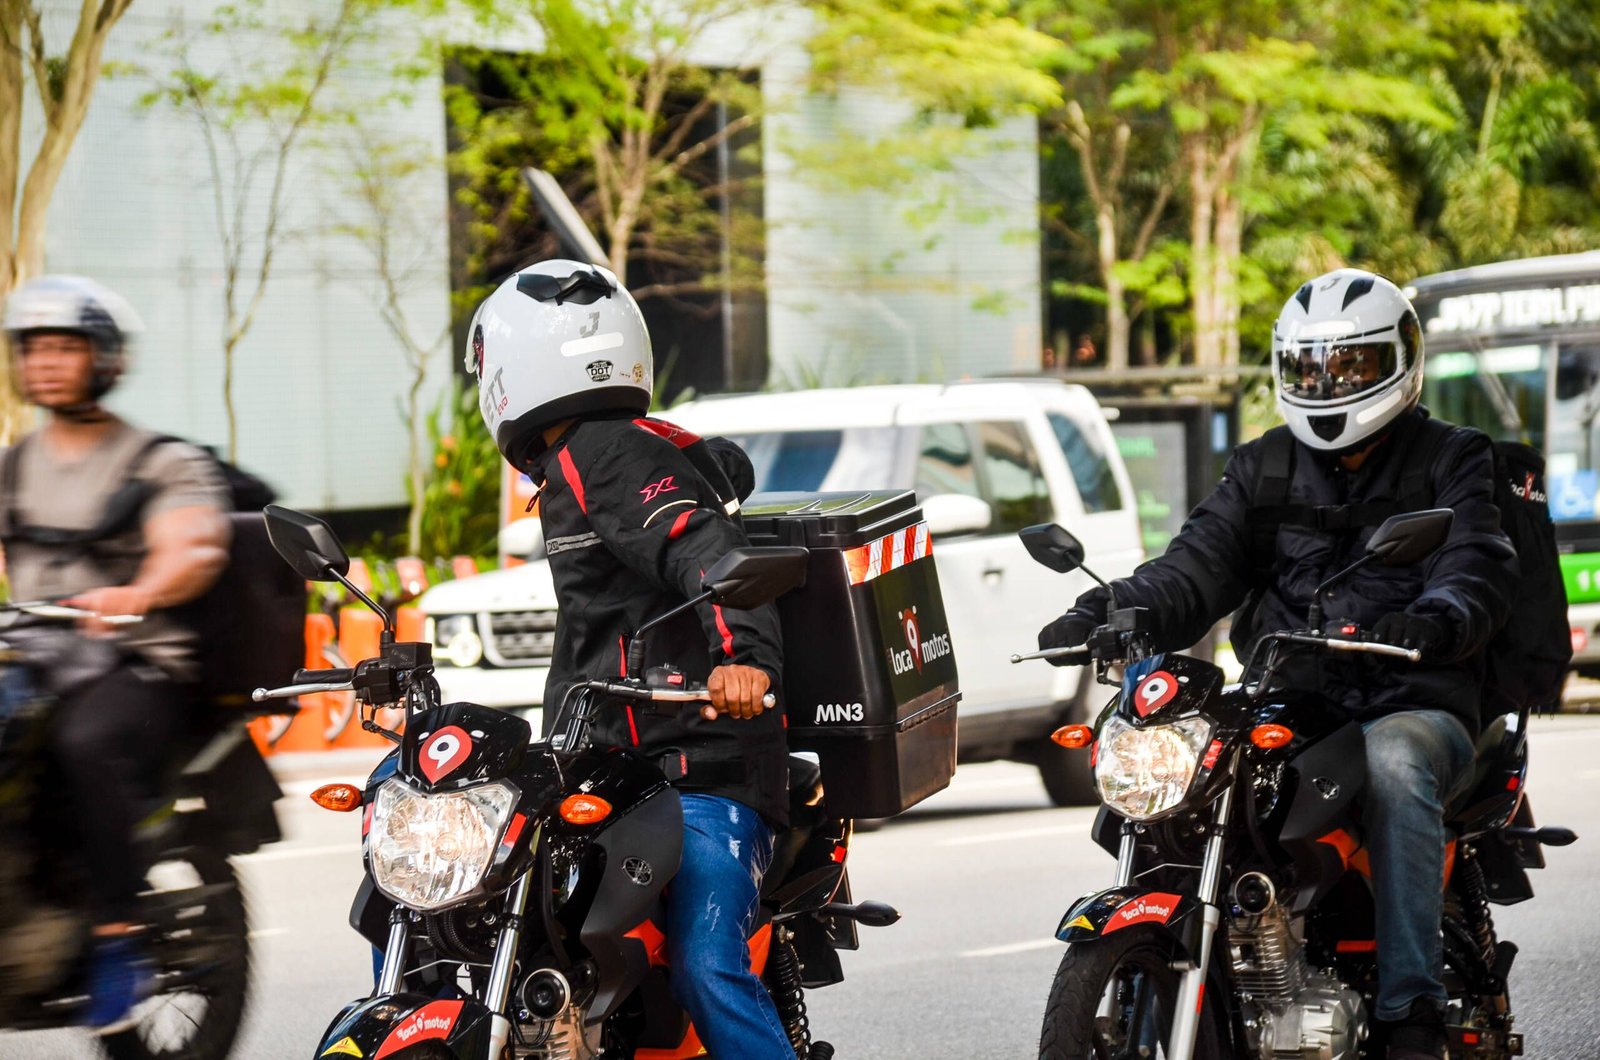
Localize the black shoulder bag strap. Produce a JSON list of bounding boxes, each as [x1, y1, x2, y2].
[[1245, 426, 1297, 585]]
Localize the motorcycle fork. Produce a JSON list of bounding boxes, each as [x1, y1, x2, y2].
[[376, 908, 410, 996], [1165, 777, 1235, 1060], [481, 871, 532, 1059], [1095, 825, 1142, 1023]]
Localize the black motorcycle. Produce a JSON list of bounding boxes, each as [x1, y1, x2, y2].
[[0, 602, 283, 1059], [1012, 511, 1577, 1060], [252, 505, 898, 1059]]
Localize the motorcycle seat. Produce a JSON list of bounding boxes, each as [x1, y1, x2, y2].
[[788, 754, 822, 799], [1445, 713, 1511, 821]]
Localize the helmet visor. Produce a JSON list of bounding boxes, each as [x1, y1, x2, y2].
[[1277, 340, 1399, 403]]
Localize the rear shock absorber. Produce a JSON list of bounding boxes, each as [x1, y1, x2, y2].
[[767, 927, 832, 1059], [1455, 843, 1514, 1018]]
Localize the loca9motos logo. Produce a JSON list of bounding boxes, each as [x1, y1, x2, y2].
[[586, 360, 613, 382]]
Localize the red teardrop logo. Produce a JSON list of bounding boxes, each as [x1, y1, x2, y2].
[[420, 725, 473, 783], [1133, 671, 1179, 717]]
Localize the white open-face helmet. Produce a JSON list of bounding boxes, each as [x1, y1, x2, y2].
[[3, 275, 142, 399], [467, 260, 653, 469], [1271, 268, 1424, 454]]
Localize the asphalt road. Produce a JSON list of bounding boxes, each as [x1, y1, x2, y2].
[[6, 716, 1599, 1059]]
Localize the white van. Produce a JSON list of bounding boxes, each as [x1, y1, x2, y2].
[[418, 379, 1143, 803]]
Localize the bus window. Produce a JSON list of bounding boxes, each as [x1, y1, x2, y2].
[[1548, 343, 1600, 523], [1422, 344, 1547, 448]]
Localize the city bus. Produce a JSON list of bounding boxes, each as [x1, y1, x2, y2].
[[1404, 251, 1600, 678]]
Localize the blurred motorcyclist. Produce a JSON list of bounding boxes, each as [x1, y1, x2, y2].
[[468, 260, 795, 1058], [1038, 269, 1515, 1060], [1, 276, 230, 1031]]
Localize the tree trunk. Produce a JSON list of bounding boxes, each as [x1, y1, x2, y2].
[[1214, 185, 1243, 366], [406, 368, 426, 555], [1096, 199, 1130, 372], [0, 2, 21, 296], [1186, 136, 1219, 369]]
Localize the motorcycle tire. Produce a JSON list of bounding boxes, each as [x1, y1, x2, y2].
[[1038, 928, 1228, 1060], [101, 846, 250, 1060]]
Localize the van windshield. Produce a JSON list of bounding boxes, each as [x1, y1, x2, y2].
[[724, 428, 908, 492]]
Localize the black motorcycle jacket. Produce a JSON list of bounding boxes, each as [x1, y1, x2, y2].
[[1067, 409, 1516, 736], [534, 413, 790, 827]]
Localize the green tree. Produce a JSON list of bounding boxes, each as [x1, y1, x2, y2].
[[0, 0, 138, 438]]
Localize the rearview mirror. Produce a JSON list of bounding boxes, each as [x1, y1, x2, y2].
[[1366, 508, 1454, 566], [922, 494, 993, 538], [1019, 523, 1086, 574], [701, 547, 810, 609], [264, 504, 352, 582]]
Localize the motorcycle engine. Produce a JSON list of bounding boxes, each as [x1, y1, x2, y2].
[[1228, 879, 1367, 1060]]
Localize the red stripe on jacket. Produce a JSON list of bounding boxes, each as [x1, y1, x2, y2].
[[633, 418, 702, 449], [668, 509, 694, 540], [557, 446, 587, 514], [712, 603, 735, 658]]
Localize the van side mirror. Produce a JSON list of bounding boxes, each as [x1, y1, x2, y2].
[[1366, 508, 1454, 566], [922, 494, 992, 538], [1019, 523, 1085, 574], [702, 547, 810, 610], [499, 517, 545, 561], [264, 504, 351, 582]]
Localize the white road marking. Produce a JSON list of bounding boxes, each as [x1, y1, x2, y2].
[[947, 776, 1043, 792], [962, 938, 1062, 958], [938, 824, 1081, 847], [239, 844, 360, 862], [248, 929, 289, 940]]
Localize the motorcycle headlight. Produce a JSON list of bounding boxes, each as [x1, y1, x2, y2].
[[1095, 714, 1212, 821], [368, 778, 517, 911], [431, 615, 483, 668]]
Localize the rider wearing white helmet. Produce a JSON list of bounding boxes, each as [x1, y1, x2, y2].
[[1039, 269, 1516, 1060], [468, 260, 795, 1058]]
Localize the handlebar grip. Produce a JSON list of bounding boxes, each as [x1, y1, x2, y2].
[[294, 667, 354, 684]]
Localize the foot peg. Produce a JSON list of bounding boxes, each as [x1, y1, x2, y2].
[[1506, 825, 1577, 847], [821, 900, 900, 927]]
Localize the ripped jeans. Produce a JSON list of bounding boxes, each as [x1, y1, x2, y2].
[[663, 794, 794, 1059]]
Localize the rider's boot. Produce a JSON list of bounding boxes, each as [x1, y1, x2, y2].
[[1384, 998, 1451, 1060]]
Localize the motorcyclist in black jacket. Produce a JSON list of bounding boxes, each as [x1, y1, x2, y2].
[[466, 260, 796, 1059], [1039, 269, 1516, 1060]]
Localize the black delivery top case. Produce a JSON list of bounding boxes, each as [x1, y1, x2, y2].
[[740, 490, 960, 818]]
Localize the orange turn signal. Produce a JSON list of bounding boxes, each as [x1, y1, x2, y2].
[[1051, 724, 1095, 750], [560, 794, 614, 825], [1251, 724, 1295, 750], [310, 783, 363, 813]]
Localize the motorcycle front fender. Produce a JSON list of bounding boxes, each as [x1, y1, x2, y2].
[[314, 993, 497, 1059], [1055, 885, 1203, 958]]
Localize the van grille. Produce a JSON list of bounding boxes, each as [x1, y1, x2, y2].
[[485, 610, 558, 666]]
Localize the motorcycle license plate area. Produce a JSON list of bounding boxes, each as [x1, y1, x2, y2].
[[742, 490, 960, 818]]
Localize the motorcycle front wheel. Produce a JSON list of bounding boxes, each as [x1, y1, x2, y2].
[[1038, 927, 1227, 1060], [102, 846, 250, 1060]]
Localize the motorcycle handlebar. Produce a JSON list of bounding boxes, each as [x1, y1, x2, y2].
[[293, 667, 354, 684], [587, 680, 777, 711], [4, 602, 143, 625]]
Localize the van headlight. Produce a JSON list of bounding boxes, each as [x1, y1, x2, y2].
[[1095, 714, 1212, 821], [430, 615, 483, 668], [368, 778, 517, 911]]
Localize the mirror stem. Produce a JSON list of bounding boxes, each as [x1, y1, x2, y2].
[[1080, 565, 1118, 615], [1307, 554, 1375, 630], [329, 568, 394, 633], [626, 588, 715, 679]]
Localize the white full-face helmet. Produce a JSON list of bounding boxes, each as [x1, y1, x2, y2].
[[466, 260, 653, 470], [3, 275, 142, 401], [1271, 268, 1424, 454]]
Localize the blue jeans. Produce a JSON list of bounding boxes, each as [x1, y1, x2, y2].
[[1362, 710, 1476, 1021], [664, 794, 794, 1059]]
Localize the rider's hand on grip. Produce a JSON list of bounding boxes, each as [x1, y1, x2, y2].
[[1038, 611, 1097, 666], [704, 664, 773, 721], [1371, 611, 1451, 657]]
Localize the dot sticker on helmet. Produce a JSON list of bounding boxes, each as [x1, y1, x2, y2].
[[420, 725, 474, 783], [1133, 670, 1179, 718]]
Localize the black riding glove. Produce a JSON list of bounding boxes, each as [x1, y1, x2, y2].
[[1038, 590, 1112, 667], [1371, 611, 1453, 658]]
